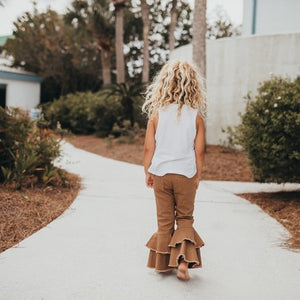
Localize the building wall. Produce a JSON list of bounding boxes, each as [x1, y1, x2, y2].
[[0, 77, 40, 110], [243, 0, 300, 35], [170, 33, 300, 145]]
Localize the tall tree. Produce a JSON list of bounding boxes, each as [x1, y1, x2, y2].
[[169, 0, 178, 51], [192, 0, 206, 81], [3, 7, 102, 101], [65, 0, 114, 85], [141, 0, 149, 83], [113, 0, 126, 83]]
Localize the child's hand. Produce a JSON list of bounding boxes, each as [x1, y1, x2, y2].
[[195, 177, 201, 189], [145, 173, 154, 188]]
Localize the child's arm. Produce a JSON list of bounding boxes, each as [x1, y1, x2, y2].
[[194, 113, 205, 189], [143, 118, 156, 188]]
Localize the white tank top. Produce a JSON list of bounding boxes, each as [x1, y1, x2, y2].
[[148, 103, 198, 178]]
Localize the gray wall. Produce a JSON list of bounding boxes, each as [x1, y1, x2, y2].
[[170, 33, 300, 145]]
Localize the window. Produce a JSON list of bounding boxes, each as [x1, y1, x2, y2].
[[0, 84, 6, 108]]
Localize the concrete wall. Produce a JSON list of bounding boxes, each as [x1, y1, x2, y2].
[[243, 0, 300, 35], [0, 77, 40, 110], [170, 33, 300, 145]]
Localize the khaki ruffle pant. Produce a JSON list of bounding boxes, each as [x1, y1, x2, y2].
[[145, 173, 205, 272]]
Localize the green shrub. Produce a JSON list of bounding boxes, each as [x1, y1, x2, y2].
[[42, 88, 146, 137], [232, 75, 300, 183], [90, 92, 123, 137], [0, 108, 33, 172], [43, 91, 123, 136], [132, 95, 147, 128], [100, 83, 147, 130], [0, 107, 62, 188], [111, 119, 140, 143], [43, 92, 97, 134]]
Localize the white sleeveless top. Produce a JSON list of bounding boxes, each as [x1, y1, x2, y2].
[[148, 103, 198, 178]]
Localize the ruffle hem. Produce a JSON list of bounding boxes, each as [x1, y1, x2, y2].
[[145, 227, 205, 272]]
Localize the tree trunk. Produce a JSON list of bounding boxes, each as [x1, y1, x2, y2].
[[115, 5, 125, 83], [192, 0, 206, 81], [100, 48, 111, 85], [169, 0, 178, 51], [141, 0, 150, 83], [193, 0, 207, 152]]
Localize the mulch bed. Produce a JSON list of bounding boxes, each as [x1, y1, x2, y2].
[[238, 191, 300, 251], [0, 173, 81, 253]]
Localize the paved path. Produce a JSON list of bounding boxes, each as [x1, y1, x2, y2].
[[0, 142, 300, 300]]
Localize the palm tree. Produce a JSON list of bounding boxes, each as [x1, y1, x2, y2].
[[65, 0, 114, 85], [169, 0, 178, 51], [192, 0, 207, 151], [192, 0, 206, 81], [91, 1, 114, 85], [141, 0, 150, 83], [113, 0, 126, 83], [102, 82, 145, 125]]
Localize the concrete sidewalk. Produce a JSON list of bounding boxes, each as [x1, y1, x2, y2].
[[0, 141, 299, 300]]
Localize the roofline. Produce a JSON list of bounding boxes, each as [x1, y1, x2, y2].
[[0, 34, 15, 46], [0, 70, 43, 83]]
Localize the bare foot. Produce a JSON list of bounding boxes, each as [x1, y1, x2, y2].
[[177, 260, 190, 281]]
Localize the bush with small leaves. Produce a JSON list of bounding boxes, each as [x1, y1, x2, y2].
[[42, 92, 97, 134], [90, 93, 123, 137], [42, 91, 124, 136], [0, 107, 62, 188], [232, 75, 300, 183]]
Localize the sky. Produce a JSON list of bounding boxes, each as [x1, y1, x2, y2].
[[0, 0, 243, 36]]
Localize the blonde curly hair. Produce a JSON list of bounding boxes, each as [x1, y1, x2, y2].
[[142, 60, 207, 120]]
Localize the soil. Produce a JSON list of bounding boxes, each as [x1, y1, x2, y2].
[[238, 191, 300, 251], [0, 173, 81, 253]]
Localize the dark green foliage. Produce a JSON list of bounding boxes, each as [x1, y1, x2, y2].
[[90, 93, 124, 137], [0, 108, 32, 170], [43, 86, 146, 137], [101, 82, 146, 126], [232, 75, 300, 183], [43, 91, 123, 136], [0, 108, 62, 188], [43, 92, 97, 134]]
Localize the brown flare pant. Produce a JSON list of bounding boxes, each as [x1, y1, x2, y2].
[[145, 173, 205, 272]]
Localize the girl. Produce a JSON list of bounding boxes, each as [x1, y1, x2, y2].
[[142, 60, 207, 281]]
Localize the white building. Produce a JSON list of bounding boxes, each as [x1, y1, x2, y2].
[[0, 61, 42, 111], [243, 0, 300, 35], [0, 35, 42, 111]]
